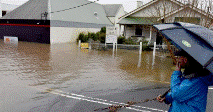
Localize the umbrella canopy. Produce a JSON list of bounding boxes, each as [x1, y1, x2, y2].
[[153, 22, 213, 73]]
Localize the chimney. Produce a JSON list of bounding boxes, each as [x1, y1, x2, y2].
[[137, 1, 143, 8]]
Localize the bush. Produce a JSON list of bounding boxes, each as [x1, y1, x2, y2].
[[77, 33, 85, 42], [91, 32, 98, 41], [83, 34, 89, 42], [77, 32, 89, 42], [117, 36, 126, 44], [87, 32, 92, 39], [96, 31, 100, 38], [125, 37, 135, 45], [142, 45, 151, 51], [142, 40, 149, 45], [100, 27, 106, 33], [98, 33, 106, 43]]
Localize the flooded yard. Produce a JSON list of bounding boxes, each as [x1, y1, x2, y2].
[[0, 40, 176, 111]]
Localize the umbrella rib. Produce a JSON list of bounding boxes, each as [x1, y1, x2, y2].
[[204, 56, 213, 68]]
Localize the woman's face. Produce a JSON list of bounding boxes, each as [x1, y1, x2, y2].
[[176, 56, 188, 68]]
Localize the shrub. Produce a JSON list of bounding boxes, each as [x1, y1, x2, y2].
[[141, 40, 149, 45], [77, 33, 85, 42], [125, 37, 135, 45], [91, 32, 98, 41], [96, 31, 100, 38], [83, 34, 89, 42], [87, 32, 92, 39], [100, 27, 106, 33], [142, 45, 152, 51], [77, 32, 89, 42], [117, 36, 126, 44], [98, 33, 106, 43]]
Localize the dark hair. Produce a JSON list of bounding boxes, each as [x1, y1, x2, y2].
[[183, 54, 210, 77]]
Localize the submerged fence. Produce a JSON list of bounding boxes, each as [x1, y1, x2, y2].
[[78, 40, 178, 69], [78, 40, 143, 53], [153, 42, 177, 58], [78, 40, 178, 58]]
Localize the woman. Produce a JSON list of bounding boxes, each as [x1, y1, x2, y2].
[[157, 50, 213, 112]]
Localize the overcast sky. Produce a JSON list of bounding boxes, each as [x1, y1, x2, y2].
[[1, 0, 151, 12]]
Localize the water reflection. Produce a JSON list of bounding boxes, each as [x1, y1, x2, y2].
[[0, 40, 177, 111], [1, 40, 174, 88], [118, 50, 173, 83], [137, 53, 142, 68]]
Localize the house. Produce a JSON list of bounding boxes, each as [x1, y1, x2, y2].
[[0, 0, 113, 44], [102, 4, 126, 36], [117, 0, 213, 45]]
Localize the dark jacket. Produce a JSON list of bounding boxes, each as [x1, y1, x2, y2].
[[165, 71, 213, 112]]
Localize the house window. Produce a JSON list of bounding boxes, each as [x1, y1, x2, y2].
[[135, 26, 142, 36]]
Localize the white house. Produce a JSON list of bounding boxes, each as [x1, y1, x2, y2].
[[118, 0, 213, 45]]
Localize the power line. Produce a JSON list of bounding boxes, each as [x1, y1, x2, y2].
[[50, 0, 99, 13]]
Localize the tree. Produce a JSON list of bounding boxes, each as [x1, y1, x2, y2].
[[177, 0, 213, 27], [144, 0, 213, 27]]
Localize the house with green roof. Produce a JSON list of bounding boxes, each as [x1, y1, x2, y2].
[[118, 0, 213, 45]]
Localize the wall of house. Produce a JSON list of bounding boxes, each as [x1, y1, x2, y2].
[[125, 25, 135, 38], [115, 6, 125, 36], [108, 17, 115, 24], [130, 0, 181, 17], [0, 25, 50, 43], [50, 27, 100, 44], [124, 25, 156, 44], [149, 28, 157, 44], [165, 8, 207, 25]]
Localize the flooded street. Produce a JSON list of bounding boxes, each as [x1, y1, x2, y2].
[[0, 40, 177, 111]]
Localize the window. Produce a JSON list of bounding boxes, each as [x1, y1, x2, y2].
[[135, 26, 142, 36]]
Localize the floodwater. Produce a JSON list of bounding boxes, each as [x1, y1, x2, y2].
[[0, 40, 175, 111]]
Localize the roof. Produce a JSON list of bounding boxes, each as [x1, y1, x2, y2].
[[161, 5, 213, 20], [1, 0, 112, 26], [118, 0, 213, 25], [1, 0, 48, 19], [102, 4, 122, 17], [51, 20, 112, 28], [119, 0, 184, 20], [50, 0, 112, 25], [117, 17, 160, 25]]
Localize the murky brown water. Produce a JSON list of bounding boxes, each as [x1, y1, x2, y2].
[[0, 39, 175, 111]]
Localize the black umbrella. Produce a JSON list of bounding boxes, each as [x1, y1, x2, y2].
[[153, 22, 213, 73]]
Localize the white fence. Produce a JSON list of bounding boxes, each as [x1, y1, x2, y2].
[[79, 40, 143, 54]]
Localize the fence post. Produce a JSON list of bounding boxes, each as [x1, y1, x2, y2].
[[89, 42, 91, 49], [153, 42, 156, 57], [113, 42, 115, 53], [116, 42, 118, 52], [79, 40, 81, 48], [139, 42, 142, 54]]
